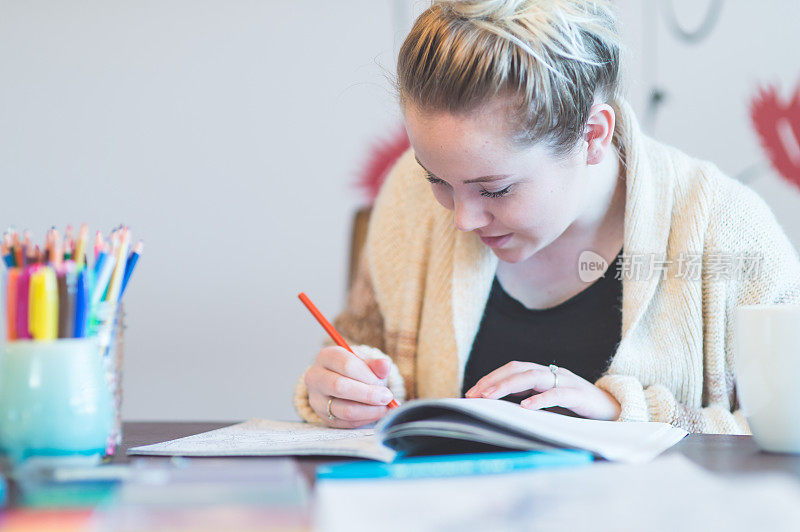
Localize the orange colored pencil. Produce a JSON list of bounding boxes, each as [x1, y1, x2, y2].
[[298, 292, 399, 409]]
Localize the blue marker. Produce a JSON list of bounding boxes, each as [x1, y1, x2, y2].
[[74, 268, 90, 338], [316, 449, 593, 480]]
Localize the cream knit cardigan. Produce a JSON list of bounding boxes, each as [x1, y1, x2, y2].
[[295, 101, 800, 434]]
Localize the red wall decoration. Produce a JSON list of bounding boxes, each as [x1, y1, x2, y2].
[[751, 83, 800, 191], [356, 126, 410, 204]]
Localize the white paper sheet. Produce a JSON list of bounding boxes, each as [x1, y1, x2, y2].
[[315, 454, 800, 532], [127, 419, 396, 462]]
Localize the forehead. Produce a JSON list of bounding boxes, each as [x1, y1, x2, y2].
[[403, 100, 554, 176], [405, 102, 517, 162], [404, 99, 515, 147]]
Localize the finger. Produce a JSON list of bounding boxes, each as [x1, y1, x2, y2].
[[309, 367, 393, 405], [318, 346, 383, 385], [480, 369, 557, 399], [520, 388, 572, 411], [466, 361, 546, 396], [329, 397, 389, 423], [309, 393, 387, 426], [367, 358, 391, 380]]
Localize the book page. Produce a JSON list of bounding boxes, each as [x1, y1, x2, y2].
[[378, 398, 688, 463], [128, 419, 396, 462]]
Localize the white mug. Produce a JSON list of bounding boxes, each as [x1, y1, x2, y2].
[[735, 305, 800, 453]]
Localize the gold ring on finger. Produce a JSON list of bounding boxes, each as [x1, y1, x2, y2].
[[327, 397, 336, 421]]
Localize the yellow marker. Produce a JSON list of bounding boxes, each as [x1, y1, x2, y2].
[[29, 267, 59, 340], [105, 228, 130, 304]]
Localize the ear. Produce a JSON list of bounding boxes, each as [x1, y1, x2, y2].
[[583, 103, 616, 165]]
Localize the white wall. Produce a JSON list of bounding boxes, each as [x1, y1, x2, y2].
[[617, 0, 800, 248], [1, 1, 798, 421], [0, 0, 407, 421]]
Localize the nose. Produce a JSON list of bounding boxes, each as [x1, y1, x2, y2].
[[453, 199, 490, 233]]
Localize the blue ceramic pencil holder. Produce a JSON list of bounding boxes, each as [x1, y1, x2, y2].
[[0, 338, 113, 462]]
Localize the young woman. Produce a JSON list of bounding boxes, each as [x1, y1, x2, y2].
[[295, 0, 800, 433]]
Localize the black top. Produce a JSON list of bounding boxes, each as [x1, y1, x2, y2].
[[461, 252, 623, 397]]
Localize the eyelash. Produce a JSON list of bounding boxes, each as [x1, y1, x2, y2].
[[425, 174, 512, 199], [480, 186, 512, 199]]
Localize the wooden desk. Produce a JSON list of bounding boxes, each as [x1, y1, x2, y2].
[[117, 421, 800, 484], [4, 422, 799, 512], [3, 421, 799, 531], [115, 421, 349, 488]]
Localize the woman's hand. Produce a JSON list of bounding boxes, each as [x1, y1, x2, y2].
[[304, 346, 394, 428], [464, 361, 621, 421]]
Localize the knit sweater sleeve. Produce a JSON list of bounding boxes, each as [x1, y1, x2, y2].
[[292, 254, 407, 422], [598, 168, 800, 433], [595, 375, 751, 433]]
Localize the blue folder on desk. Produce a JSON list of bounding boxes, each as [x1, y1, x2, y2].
[[316, 449, 593, 480]]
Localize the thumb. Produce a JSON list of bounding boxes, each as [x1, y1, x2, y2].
[[366, 357, 391, 381]]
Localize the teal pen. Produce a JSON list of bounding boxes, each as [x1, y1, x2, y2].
[[316, 449, 593, 480]]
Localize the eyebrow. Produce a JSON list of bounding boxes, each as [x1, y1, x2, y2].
[[415, 156, 511, 184]]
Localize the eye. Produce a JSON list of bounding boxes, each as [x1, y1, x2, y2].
[[425, 172, 448, 186], [480, 186, 512, 199]]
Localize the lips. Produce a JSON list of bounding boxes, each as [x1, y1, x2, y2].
[[479, 233, 512, 248]]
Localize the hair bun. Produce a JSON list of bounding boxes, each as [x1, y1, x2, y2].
[[437, 0, 528, 22]]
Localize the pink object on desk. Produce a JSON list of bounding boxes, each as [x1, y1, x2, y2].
[[15, 267, 32, 339]]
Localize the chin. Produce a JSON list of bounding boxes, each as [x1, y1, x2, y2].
[[491, 247, 527, 264], [491, 239, 545, 264]]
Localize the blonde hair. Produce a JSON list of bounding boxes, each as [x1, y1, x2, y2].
[[397, 0, 624, 155]]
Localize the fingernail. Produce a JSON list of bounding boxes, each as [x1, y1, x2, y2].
[[379, 391, 393, 404], [481, 386, 496, 398]]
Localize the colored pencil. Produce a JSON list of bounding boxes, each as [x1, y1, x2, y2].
[[5, 268, 19, 340], [74, 223, 89, 267], [104, 228, 129, 304], [64, 225, 74, 260], [2, 224, 142, 340], [15, 267, 31, 339], [119, 241, 142, 300], [92, 249, 115, 305], [51, 229, 63, 268], [94, 230, 104, 262], [29, 267, 58, 340], [298, 292, 399, 409], [12, 230, 23, 267], [74, 268, 90, 338], [1, 242, 13, 268]]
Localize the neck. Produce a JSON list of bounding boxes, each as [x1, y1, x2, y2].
[[571, 145, 625, 239]]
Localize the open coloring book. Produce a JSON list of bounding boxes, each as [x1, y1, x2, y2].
[[128, 398, 687, 464]]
